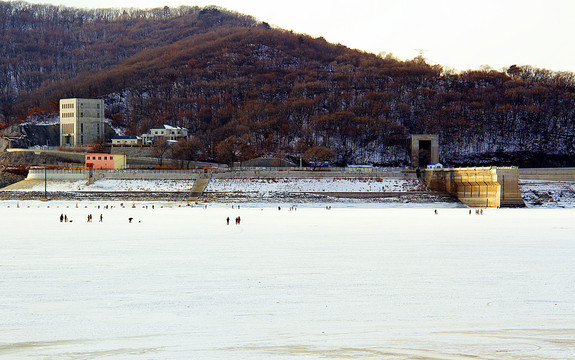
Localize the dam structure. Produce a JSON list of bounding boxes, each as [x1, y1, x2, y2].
[[425, 167, 525, 208]]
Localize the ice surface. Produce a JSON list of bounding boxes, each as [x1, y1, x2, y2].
[[1, 201, 574, 359]]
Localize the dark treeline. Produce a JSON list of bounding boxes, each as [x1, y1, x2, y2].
[[1, 1, 574, 166]]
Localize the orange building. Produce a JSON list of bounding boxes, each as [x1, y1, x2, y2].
[[85, 154, 126, 169]]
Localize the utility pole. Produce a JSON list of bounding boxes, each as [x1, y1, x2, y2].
[[44, 167, 47, 200]]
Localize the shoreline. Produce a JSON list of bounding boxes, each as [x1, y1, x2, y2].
[[0, 190, 460, 205]]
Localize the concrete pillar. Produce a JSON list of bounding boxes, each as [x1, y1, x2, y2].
[[411, 134, 439, 168]]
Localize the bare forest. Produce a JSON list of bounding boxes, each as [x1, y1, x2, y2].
[[1, 1, 574, 166]]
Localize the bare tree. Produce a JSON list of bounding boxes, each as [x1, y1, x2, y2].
[[173, 137, 202, 168], [152, 137, 173, 166]]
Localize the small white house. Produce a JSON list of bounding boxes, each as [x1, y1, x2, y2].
[[111, 136, 142, 146], [141, 125, 188, 144], [427, 162, 443, 169]]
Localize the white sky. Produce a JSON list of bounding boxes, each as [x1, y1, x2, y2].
[[25, 0, 575, 72]]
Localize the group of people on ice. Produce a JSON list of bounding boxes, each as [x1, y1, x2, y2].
[[226, 216, 241, 225], [86, 214, 103, 222]]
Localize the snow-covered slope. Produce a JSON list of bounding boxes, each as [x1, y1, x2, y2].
[[205, 177, 424, 193], [520, 180, 575, 208]]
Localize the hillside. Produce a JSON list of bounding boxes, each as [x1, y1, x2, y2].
[[1, 1, 575, 167]]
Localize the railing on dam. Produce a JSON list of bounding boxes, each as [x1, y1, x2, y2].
[[519, 167, 575, 181], [27, 168, 203, 181], [26, 166, 416, 185], [217, 167, 414, 179], [91, 169, 201, 180]]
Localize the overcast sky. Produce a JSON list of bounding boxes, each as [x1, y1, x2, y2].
[[27, 0, 575, 72]]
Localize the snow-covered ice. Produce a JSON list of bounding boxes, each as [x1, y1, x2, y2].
[[1, 201, 574, 359]]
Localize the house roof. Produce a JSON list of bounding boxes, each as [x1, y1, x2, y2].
[[113, 135, 141, 140], [152, 124, 184, 130]]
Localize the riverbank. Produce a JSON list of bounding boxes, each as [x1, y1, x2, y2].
[[1, 175, 574, 207]]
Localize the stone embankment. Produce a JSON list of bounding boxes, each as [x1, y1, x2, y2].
[[0, 191, 194, 202], [0, 171, 25, 189]]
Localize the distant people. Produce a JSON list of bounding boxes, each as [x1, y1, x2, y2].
[[99, 214, 103, 222], [469, 209, 472, 215], [226, 217, 230, 225], [235, 216, 241, 225], [64, 215, 68, 222], [278, 206, 281, 211], [434, 209, 438, 215], [60, 214, 64, 222], [129, 217, 133, 223]]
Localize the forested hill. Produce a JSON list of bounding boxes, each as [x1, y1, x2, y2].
[[1, 1, 575, 167]]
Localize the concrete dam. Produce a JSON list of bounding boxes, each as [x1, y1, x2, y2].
[[425, 167, 525, 208]]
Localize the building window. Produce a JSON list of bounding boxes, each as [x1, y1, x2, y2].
[[110, 156, 114, 160], [104, 156, 107, 160], [80, 123, 83, 133], [97, 104, 100, 109], [80, 112, 84, 117], [98, 157, 101, 160]]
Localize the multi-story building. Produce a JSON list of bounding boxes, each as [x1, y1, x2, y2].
[[59, 98, 105, 147], [141, 125, 188, 144]]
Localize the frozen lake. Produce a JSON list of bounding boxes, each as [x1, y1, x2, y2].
[[1, 202, 574, 360]]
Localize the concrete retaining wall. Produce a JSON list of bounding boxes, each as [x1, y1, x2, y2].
[[111, 146, 154, 158], [8, 148, 86, 163], [27, 169, 87, 181], [27, 168, 201, 181], [213, 169, 415, 179], [92, 169, 200, 180], [519, 168, 575, 181]]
